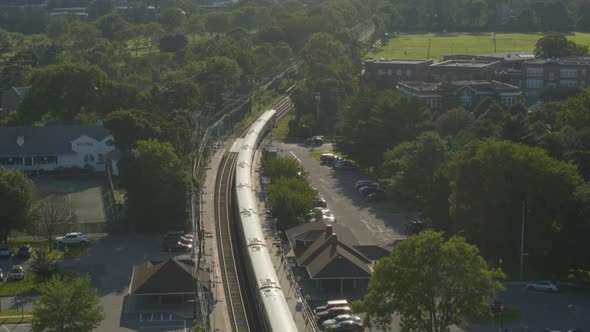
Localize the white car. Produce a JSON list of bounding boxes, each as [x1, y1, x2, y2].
[[526, 281, 559, 292], [56, 232, 89, 246], [322, 314, 362, 330]]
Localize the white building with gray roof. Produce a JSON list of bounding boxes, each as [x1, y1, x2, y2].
[[0, 125, 119, 175]]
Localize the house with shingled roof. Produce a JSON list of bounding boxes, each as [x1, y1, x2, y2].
[[0, 125, 120, 175], [126, 258, 210, 317], [285, 223, 390, 295]]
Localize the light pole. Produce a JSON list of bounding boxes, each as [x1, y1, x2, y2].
[[314, 93, 321, 128], [520, 200, 526, 281]]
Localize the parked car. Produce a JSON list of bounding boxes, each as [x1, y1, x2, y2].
[[357, 183, 380, 194], [7, 265, 25, 281], [334, 160, 358, 171], [315, 306, 352, 324], [314, 197, 328, 208], [367, 191, 386, 202], [55, 232, 89, 246], [162, 239, 192, 252], [315, 300, 350, 313], [0, 245, 11, 258], [321, 154, 336, 164], [322, 314, 362, 330], [359, 187, 384, 198], [325, 320, 365, 332], [405, 220, 425, 235], [527, 281, 560, 292], [16, 245, 32, 259], [162, 233, 193, 245], [355, 180, 378, 190]]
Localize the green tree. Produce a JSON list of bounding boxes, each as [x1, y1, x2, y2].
[[88, 0, 114, 20], [120, 139, 190, 232], [206, 11, 231, 34], [95, 14, 129, 41], [261, 152, 306, 179], [32, 275, 105, 332], [184, 15, 204, 42], [363, 232, 505, 332], [0, 169, 34, 242], [449, 140, 583, 264], [436, 107, 474, 137], [104, 109, 162, 151], [159, 7, 185, 32], [267, 176, 315, 230], [534, 34, 589, 58], [382, 131, 448, 209]]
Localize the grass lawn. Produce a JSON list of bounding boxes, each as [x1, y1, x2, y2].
[[368, 32, 590, 60], [8, 239, 86, 260], [0, 316, 32, 323], [0, 273, 42, 296], [272, 111, 291, 141]]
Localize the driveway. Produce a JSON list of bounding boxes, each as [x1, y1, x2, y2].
[[59, 234, 192, 332]]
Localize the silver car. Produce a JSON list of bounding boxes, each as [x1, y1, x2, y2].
[[322, 314, 362, 330], [526, 281, 559, 292]]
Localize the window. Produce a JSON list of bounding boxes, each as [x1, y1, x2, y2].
[[560, 68, 578, 78], [387, 68, 392, 76], [77, 142, 93, 147], [396, 69, 402, 76], [560, 80, 578, 88], [377, 69, 383, 75], [459, 95, 472, 107], [548, 72, 555, 81], [34, 156, 57, 165], [405, 68, 412, 78], [526, 79, 543, 89], [501, 96, 514, 106], [526, 67, 544, 77], [84, 154, 95, 163], [97, 153, 104, 163]]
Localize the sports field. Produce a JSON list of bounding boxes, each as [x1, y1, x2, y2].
[[368, 32, 590, 60]]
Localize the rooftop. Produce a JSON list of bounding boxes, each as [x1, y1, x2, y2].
[[525, 57, 590, 65], [431, 59, 500, 68], [398, 80, 521, 93], [365, 58, 433, 65], [444, 52, 535, 61], [129, 259, 209, 295]]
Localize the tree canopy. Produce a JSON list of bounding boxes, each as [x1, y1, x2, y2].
[[120, 139, 190, 232], [534, 34, 589, 59], [0, 169, 34, 242], [32, 275, 105, 332], [363, 231, 504, 332]]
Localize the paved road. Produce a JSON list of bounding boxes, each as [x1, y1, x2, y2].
[[275, 142, 413, 247]]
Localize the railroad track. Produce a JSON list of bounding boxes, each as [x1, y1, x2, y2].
[[214, 152, 249, 332]]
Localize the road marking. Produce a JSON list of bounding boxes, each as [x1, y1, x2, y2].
[[1, 326, 9, 332], [289, 151, 301, 163]]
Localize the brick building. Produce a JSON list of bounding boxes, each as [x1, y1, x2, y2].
[[363, 59, 433, 89], [521, 58, 590, 100], [397, 80, 522, 110]]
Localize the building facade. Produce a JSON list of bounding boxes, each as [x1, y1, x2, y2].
[[364, 59, 433, 89], [397, 80, 522, 110], [521, 58, 590, 100], [0, 125, 119, 175]]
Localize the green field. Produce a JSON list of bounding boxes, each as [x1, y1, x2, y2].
[[368, 32, 590, 60]]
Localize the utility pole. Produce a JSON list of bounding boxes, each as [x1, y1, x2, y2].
[[314, 92, 321, 128], [492, 32, 497, 54], [520, 200, 525, 281]]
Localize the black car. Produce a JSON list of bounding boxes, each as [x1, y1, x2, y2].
[[16, 245, 32, 259], [359, 187, 384, 198], [367, 191, 386, 202], [405, 220, 425, 235]]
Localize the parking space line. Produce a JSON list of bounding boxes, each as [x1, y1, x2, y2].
[[289, 151, 301, 163], [1, 326, 9, 332]]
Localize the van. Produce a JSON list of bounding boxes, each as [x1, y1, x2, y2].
[[314, 299, 350, 313]]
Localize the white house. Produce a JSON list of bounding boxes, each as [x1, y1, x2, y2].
[[0, 125, 120, 175]]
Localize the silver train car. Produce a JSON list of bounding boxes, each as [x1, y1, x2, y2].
[[234, 109, 298, 332]]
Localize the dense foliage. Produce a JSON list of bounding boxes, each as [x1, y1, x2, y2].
[[363, 232, 505, 332], [0, 168, 34, 242]]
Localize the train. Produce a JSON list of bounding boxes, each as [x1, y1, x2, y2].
[[234, 109, 299, 332]]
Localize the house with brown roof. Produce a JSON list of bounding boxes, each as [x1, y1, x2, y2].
[[126, 258, 210, 317], [286, 223, 389, 295]]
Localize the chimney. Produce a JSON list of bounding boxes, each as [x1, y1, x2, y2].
[[325, 225, 333, 238], [330, 233, 338, 247]]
